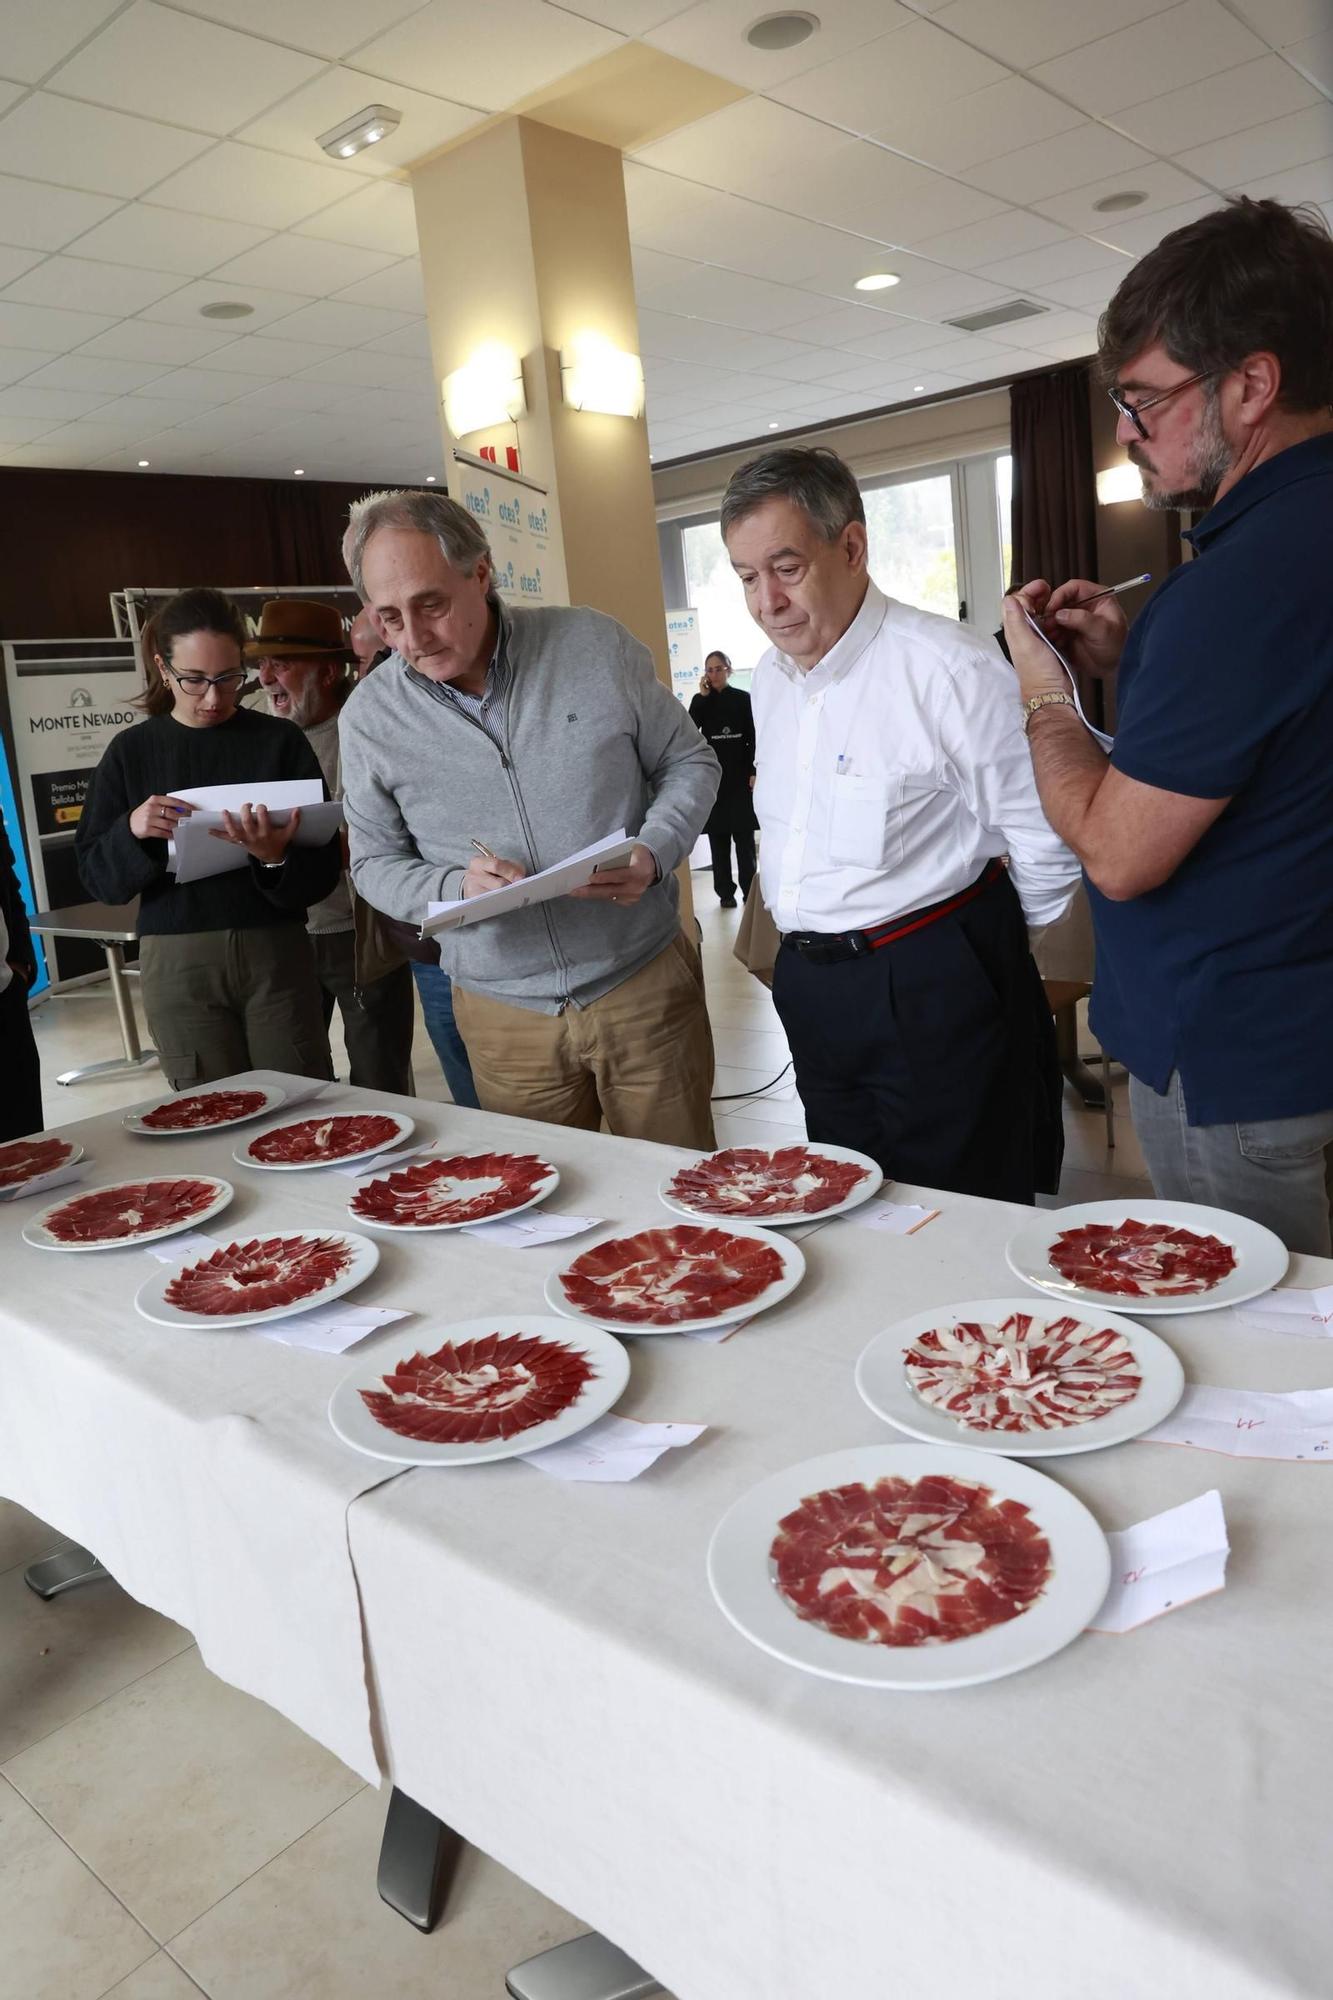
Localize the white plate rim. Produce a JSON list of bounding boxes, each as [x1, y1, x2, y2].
[[658, 1140, 883, 1228], [235, 1110, 415, 1172], [854, 1295, 1185, 1457], [0, 1137, 83, 1195], [544, 1219, 805, 1335], [328, 1314, 630, 1465], [133, 1227, 378, 1327], [346, 1152, 560, 1231], [707, 1442, 1110, 1690], [125, 1084, 286, 1136], [22, 1175, 235, 1253], [1005, 1198, 1289, 1314]]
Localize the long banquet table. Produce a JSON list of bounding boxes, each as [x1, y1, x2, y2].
[[1, 1071, 1329, 1999]]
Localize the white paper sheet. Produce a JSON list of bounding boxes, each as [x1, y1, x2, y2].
[[332, 1144, 431, 1181], [1021, 608, 1116, 751], [262, 1303, 409, 1355], [1140, 1384, 1333, 1460], [1234, 1285, 1333, 1338], [521, 1414, 706, 1482], [842, 1198, 941, 1236], [421, 829, 636, 936], [141, 1231, 225, 1265], [171, 798, 344, 885], [680, 1316, 753, 1344], [0, 1160, 91, 1203], [461, 1211, 602, 1247], [1089, 1491, 1229, 1633]]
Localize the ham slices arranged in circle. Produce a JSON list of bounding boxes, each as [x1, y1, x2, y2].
[[140, 1089, 269, 1132], [350, 1152, 555, 1227], [360, 1331, 595, 1444], [1050, 1218, 1237, 1298], [248, 1113, 403, 1165], [164, 1234, 351, 1316], [559, 1223, 785, 1326], [771, 1472, 1052, 1648], [42, 1177, 221, 1245], [667, 1145, 872, 1220], [0, 1135, 73, 1189], [904, 1311, 1142, 1433]]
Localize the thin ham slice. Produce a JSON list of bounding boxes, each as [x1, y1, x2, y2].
[[668, 1145, 870, 1219], [560, 1223, 785, 1326], [361, 1331, 594, 1443], [44, 1177, 218, 1244], [1051, 1218, 1236, 1297], [141, 1089, 268, 1131], [350, 1152, 554, 1227], [249, 1113, 402, 1164], [0, 1136, 72, 1189], [904, 1311, 1142, 1432], [164, 1234, 351, 1316], [771, 1473, 1052, 1648]]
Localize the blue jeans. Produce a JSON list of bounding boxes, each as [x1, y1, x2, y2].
[[411, 962, 479, 1108]]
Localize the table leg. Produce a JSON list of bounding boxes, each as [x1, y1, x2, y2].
[[24, 1544, 109, 1599], [506, 1934, 661, 1999], [55, 941, 160, 1086], [376, 1786, 463, 1933]]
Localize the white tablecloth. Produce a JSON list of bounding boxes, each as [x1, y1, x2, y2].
[[3, 1073, 1329, 1995]]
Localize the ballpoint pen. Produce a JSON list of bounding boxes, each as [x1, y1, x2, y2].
[[1073, 572, 1152, 607]]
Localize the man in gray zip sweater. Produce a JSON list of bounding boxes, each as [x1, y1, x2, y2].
[[339, 487, 721, 1147]]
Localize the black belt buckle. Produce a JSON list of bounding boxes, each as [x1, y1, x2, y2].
[[788, 931, 870, 965]]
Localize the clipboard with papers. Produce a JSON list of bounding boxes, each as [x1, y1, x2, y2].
[[421, 829, 638, 937]]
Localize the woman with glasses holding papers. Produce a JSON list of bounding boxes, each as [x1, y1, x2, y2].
[[75, 587, 341, 1090]]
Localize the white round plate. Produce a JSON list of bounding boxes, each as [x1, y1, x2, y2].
[[234, 1110, 414, 1172], [658, 1141, 883, 1228], [125, 1084, 286, 1137], [0, 1135, 82, 1194], [134, 1228, 378, 1328], [855, 1295, 1185, 1457], [708, 1443, 1110, 1690], [545, 1220, 804, 1336], [22, 1175, 234, 1253], [348, 1152, 560, 1232], [1006, 1198, 1288, 1315], [328, 1315, 630, 1466]]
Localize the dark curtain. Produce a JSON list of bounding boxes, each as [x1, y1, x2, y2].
[[1009, 364, 1104, 728], [0, 467, 374, 640]]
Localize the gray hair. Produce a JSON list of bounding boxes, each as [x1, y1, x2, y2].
[[342, 487, 492, 600], [720, 446, 866, 545]]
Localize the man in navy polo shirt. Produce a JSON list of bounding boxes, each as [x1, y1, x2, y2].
[[1002, 195, 1333, 1253]]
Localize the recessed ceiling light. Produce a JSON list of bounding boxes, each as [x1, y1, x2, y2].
[[1092, 189, 1148, 213], [913, 384, 925, 393], [293, 467, 305, 476], [745, 11, 819, 51], [137, 459, 149, 467], [199, 300, 253, 320], [768, 421, 780, 430], [855, 272, 900, 292], [317, 103, 402, 161], [425, 474, 437, 483]]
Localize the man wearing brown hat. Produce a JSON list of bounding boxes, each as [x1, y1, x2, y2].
[[250, 599, 414, 1095]]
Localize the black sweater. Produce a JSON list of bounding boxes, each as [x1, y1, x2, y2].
[[75, 709, 342, 936]]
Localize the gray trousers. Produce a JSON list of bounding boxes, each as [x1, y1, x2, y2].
[[313, 928, 414, 1097], [1129, 1070, 1333, 1257], [139, 927, 333, 1092]]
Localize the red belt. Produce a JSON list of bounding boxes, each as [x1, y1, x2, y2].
[[783, 859, 1005, 964]]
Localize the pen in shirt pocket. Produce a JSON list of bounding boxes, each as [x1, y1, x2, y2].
[[835, 754, 851, 776]]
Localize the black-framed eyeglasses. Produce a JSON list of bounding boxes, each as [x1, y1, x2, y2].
[[165, 667, 248, 693], [1108, 369, 1216, 440]]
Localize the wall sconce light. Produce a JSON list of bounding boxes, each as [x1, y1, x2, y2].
[[1096, 462, 1142, 505], [442, 343, 527, 437], [559, 332, 645, 419]]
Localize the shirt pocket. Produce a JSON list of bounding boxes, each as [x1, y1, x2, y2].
[[827, 773, 904, 869]]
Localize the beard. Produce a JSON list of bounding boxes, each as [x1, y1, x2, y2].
[[1130, 387, 1233, 512]]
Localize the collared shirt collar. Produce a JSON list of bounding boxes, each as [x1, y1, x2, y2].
[[770, 579, 888, 691], [1187, 431, 1333, 552]]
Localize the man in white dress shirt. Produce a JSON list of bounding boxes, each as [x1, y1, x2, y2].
[[722, 446, 1078, 1201]]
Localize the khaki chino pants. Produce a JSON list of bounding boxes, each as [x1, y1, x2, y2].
[[451, 933, 716, 1149]]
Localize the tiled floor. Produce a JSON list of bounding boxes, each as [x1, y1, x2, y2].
[[5, 884, 1149, 1997]]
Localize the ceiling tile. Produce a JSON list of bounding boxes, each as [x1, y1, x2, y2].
[[754, 341, 872, 383], [0, 94, 213, 197], [1031, 330, 1102, 361], [838, 315, 983, 361], [1113, 53, 1319, 155], [1283, 30, 1333, 94], [236, 66, 485, 178], [332, 259, 426, 313], [1036, 269, 1125, 310], [0, 246, 45, 287], [0, 83, 23, 118], [294, 347, 432, 389], [908, 210, 1069, 269], [850, 75, 1084, 176], [816, 143, 1008, 243], [139, 277, 314, 330], [964, 124, 1154, 205], [1033, 161, 1215, 232], [631, 99, 849, 202], [647, 0, 916, 91], [162, 406, 277, 443], [69, 393, 201, 433], [293, 180, 418, 256], [132, 365, 265, 404], [146, 143, 359, 229], [622, 163, 737, 257], [0, 347, 61, 384], [23, 353, 168, 393], [771, 14, 1005, 136], [0, 382, 112, 420], [1177, 104, 1333, 186], [766, 301, 920, 347], [1031, 0, 1267, 117], [635, 263, 845, 333], [878, 270, 1013, 319], [258, 298, 420, 345], [636, 308, 822, 372], [210, 233, 399, 295], [999, 307, 1100, 347], [226, 378, 343, 412], [353, 0, 622, 110], [170, 0, 433, 61], [48, 4, 324, 135], [930, 0, 1184, 69], [0, 418, 69, 448], [1227, 153, 1333, 202], [76, 320, 238, 363], [201, 332, 351, 374], [361, 319, 432, 359], [0, 174, 121, 251], [2, 254, 186, 315], [0, 299, 115, 350], [1, 0, 124, 84], [56, 202, 273, 275], [1225, 0, 1329, 43], [975, 235, 1133, 289]]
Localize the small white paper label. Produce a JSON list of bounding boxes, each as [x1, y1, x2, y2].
[[1140, 1384, 1333, 1460], [0, 1160, 90, 1203], [462, 1211, 602, 1247], [679, 1315, 753, 1344], [141, 1231, 224, 1265], [843, 1198, 940, 1236], [262, 1303, 410, 1355], [1089, 1491, 1229, 1633], [1234, 1285, 1333, 1338], [521, 1414, 706, 1481], [333, 1144, 430, 1181]]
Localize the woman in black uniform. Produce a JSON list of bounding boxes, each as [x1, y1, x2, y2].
[[76, 588, 341, 1090], [688, 650, 758, 908]]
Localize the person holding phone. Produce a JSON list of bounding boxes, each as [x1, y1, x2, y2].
[[75, 587, 341, 1090]]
